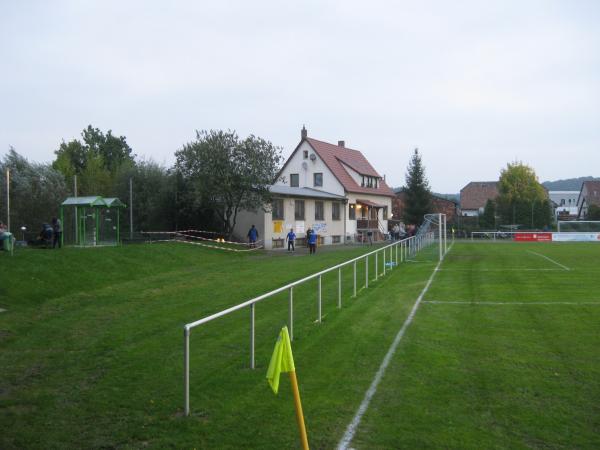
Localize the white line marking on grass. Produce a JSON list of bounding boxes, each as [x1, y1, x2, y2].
[[0, 308, 5, 313], [438, 268, 563, 272], [337, 245, 452, 450], [526, 250, 570, 271], [422, 300, 600, 305]]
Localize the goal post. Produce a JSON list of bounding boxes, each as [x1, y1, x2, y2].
[[421, 213, 448, 262]]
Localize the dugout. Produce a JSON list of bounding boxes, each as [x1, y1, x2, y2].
[[60, 196, 127, 247]]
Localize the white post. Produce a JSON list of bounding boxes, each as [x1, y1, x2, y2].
[[375, 251, 378, 281], [184, 327, 190, 416], [289, 287, 294, 341], [353, 261, 357, 297], [318, 275, 322, 322], [365, 255, 369, 288], [338, 268, 342, 308], [383, 248, 386, 275], [438, 213, 443, 262], [250, 304, 255, 369]]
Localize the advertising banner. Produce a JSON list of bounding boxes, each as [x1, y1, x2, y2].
[[552, 233, 600, 242], [514, 232, 553, 242]]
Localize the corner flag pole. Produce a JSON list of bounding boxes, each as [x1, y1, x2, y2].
[[289, 370, 309, 450], [267, 326, 309, 450]]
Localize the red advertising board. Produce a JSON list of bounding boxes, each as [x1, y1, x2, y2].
[[514, 232, 553, 242]]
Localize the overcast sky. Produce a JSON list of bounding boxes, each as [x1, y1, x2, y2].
[[1, 0, 599, 193]]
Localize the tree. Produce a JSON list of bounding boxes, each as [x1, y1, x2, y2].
[[587, 204, 600, 220], [481, 199, 496, 229], [0, 148, 68, 234], [175, 130, 283, 238], [496, 161, 551, 228], [52, 125, 135, 196], [403, 148, 431, 225]]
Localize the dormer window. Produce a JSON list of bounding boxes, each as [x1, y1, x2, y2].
[[361, 176, 379, 189]]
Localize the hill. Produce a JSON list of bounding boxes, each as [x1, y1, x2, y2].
[[542, 176, 600, 191]]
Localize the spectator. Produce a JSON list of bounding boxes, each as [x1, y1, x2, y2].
[[0, 222, 7, 251], [52, 217, 62, 249], [286, 228, 296, 252], [247, 225, 259, 248], [308, 228, 317, 254]]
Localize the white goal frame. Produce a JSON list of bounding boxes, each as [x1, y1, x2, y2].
[[557, 220, 600, 232]]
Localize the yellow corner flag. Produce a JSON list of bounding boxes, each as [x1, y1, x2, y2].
[[267, 326, 295, 394], [267, 326, 309, 450]]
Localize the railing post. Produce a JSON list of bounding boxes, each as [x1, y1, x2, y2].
[[184, 327, 190, 416], [383, 248, 386, 275], [250, 303, 255, 369], [353, 260, 357, 297], [365, 255, 369, 288], [289, 287, 294, 341], [338, 268, 342, 308], [375, 251, 378, 281], [395, 242, 398, 265], [318, 275, 322, 322]]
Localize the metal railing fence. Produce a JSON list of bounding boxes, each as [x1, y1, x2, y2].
[[183, 232, 437, 416]]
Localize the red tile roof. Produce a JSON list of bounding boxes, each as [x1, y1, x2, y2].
[[460, 181, 499, 210], [305, 138, 396, 197]]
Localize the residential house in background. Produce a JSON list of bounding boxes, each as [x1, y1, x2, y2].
[[392, 190, 458, 225], [459, 181, 499, 216], [549, 191, 579, 221], [576, 181, 600, 219], [234, 127, 395, 249]]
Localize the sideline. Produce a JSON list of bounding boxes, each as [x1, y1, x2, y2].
[[526, 250, 570, 271], [336, 243, 452, 450], [422, 300, 600, 305]]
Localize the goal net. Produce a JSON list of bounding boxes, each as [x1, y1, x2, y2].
[[557, 221, 600, 233], [410, 213, 448, 262]]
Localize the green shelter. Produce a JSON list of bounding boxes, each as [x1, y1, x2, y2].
[[60, 196, 127, 247]]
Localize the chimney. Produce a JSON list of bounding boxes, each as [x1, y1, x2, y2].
[[338, 140, 345, 147], [301, 125, 307, 140]]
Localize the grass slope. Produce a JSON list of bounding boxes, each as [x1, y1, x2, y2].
[[0, 242, 438, 449]]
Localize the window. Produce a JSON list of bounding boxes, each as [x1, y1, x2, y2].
[[313, 172, 323, 187], [332, 202, 340, 220], [349, 203, 356, 220], [271, 198, 284, 220], [295, 200, 305, 220], [303, 150, 308, 159], [315, 201, 324, 220], [290, 173, 299, 187], [332, 235, 341, 244], [382, 206, 388, 220]]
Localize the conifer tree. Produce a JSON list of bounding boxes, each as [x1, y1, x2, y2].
[[403, 148, 431, 226]]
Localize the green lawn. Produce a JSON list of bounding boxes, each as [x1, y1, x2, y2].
[[353, 242, 600, 449], [2, 241, 599, 449]]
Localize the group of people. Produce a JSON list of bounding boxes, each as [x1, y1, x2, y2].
[[247, 225, 318, 254], [30, 218, 62, 248], [390, 222, 417, 240]]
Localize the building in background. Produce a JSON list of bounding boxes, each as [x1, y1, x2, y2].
[[459, 181, 499, 216], [577, 181, 600, 219], [234, 127, 395, 249], [549, 191, 579, 221]]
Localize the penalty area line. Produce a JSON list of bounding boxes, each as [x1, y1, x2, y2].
[[336, 244, 452, 450], [526, 250, 570, 271]]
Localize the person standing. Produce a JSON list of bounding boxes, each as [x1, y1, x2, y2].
[[308, 229, 317, 254], [247, 225, 259, 248], [286, 228, 296, 252], [52, 217, 62, 248]]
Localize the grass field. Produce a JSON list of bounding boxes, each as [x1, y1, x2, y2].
[[1, 241, 599, 449]]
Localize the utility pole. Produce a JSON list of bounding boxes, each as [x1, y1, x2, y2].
[[129, 177, 133, 239], [5, 168, 10, 232]]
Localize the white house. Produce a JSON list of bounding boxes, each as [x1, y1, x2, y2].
[[234, 127, 396, 250], [549, 191, 579, 220]]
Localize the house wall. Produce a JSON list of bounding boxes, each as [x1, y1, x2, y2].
[[276, 141, 345, 196], [232, 208, 266, 247]]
